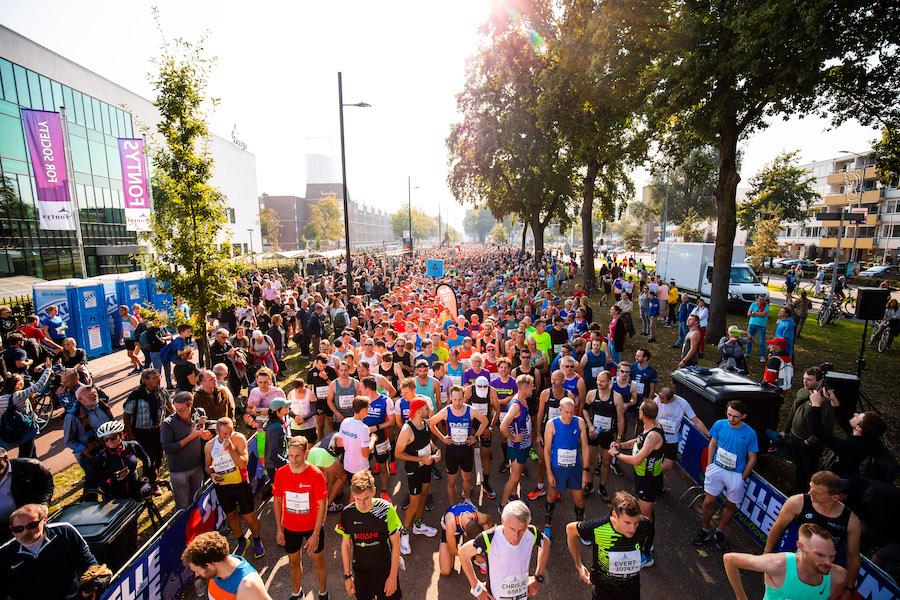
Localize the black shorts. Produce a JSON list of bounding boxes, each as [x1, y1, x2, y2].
[[316, 397, 334, 417], [662, 441, 678, 461], [284, 524, 325, 555], [589, 431, 614, 449], [526, 395, 539, 417], [445, 445, 474, 475], [124, 340, 137, 351], [353, 569, 402, 600], [290, 427, 318, 445], [603, 282, 612, 294], [635, 475, 663, 502], [479, 426, 493, 449], [373, 430, 390, 463], [441, 527, 463, 545], [215, 482, 254, 515], [405, 465, 431, 496]]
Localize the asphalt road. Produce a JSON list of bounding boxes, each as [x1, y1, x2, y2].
[[183, 449, 765, 600]]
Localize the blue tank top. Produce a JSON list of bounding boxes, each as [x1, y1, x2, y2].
[[563, 375, 580, 397], [611, 379, 631, 402], [507, 398, 531, 449], [208, 555, 257, 599], [445, 502, 477, 536], [446, 363, 464, 386], [583, 350, 607, 389], [550, 416, 582, 469], [363, 394, 390, 427], [397, 397, 411, 422], [446, 405, 472, 446], [334, 378, 358, 418]]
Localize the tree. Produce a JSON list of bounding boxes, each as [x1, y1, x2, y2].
[[490, 223, 508, 245], [738, 151, 818, 231], [675, 208, 704, 242], [872, 124, 900, 187], [623, 226, 643, 251], [389, 207, 437, 241], [447, 2, 575, 263], [258, 207, 281, 251], [648, 146, 722, 226], [647, 0, 900, 342], [142, 33, 240, 364], [462, 207, 495, 243], [304, 195, 343, 248], [747, 215, 783, 272]]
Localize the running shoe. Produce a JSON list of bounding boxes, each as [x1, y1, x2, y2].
[[318, 593, 329, 600], [691, 528, 711, 547], [713, 530, 728, 550], [389, 461, 397, 475], [483, 483, 497, 500], [425, 494, 435, 512], [641, 553, 655, 568], [610, 461, 624, 476], [431, 465, 443, 480], [542, 526, 553, 542], [327, 502, 344, 513], [583, 483, 593, 496], [400, 531, 411, 555], [462, 496, 476, 508], [598, 484, 609, 501], [235, 536, 249, 557], [526, 486, 546, 501], [380, 492, 392, 502], [529, 448, 538, 461], [412, 522, 438, 537], [373, 462, 381, 474], [288, 594, 302, 600], [252, 537, 265, 558]]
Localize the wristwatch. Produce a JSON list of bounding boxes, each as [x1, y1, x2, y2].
[[535, 574, 545, 583], [344, 573, 353, 580]]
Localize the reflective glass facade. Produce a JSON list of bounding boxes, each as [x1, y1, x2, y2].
[[0, 56, 140, 280]]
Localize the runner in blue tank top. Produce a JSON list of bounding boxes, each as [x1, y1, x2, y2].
[[438, 502, 493, 576], [428, 385, 488, 504], [499, 374, 534, 511], [542, 397, 589, 540], [580, 339, 607, 392], [361, 377, 394, 500], [559, 355, 586, 412]]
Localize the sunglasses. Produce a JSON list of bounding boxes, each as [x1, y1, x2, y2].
[[11, 519, 42, 534], [619, 370, 631, 374], [103, 434, 123, 442]]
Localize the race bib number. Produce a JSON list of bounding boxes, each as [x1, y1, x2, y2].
[[499, 574, 528, 600], [593, 415, 612, 432], [553, 344, 563, 356], [315, 386, 328, 400], [450, 424, 469, 444], [591, 367, 602, 379], [461, 359, 471, 370], [285, 491, 310, 514], [547, 406, 561, 420], [417, 445, 432, 458], [449, 375, 462, 386], [471, 402, 488, 415], [608, 550, 641, 576], [715, 447, 738, 470], [375, 438, 391, 455], [659, 417, 677, 435], [339, 394, 354, 410], [557, 448, 577, 467], [633, 381, 645, 396], [212, 452, 236, 475]]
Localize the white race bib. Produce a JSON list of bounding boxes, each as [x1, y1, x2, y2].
[[659, 416, 678, 435], [450, 424, 469, 444], [339, 394, 354, 410], [417, 445, 432, 458], [471, 402, 488, 415], [375, 438, 392, 454], [499, 574, 528, 600], [633, 381, 645, 396], [557, 448, 577, 467], [284, 491, 310, 514], [553, 343, 563, 355], [315, 386, 328, 400], [591, 367, 602, 379], [715, 447, 738, 470], [449, 375, 462, 386], [593, 415, 612, 432], [608, 549, 642, 576], [212, 452, 236, 475], [547, 406, 561, 420]]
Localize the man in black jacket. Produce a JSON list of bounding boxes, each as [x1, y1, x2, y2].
[[0, 449, 54, 542], [0, 503, 97, 600]]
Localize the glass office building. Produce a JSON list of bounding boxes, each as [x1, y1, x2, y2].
[[0, 56, 140, 280]]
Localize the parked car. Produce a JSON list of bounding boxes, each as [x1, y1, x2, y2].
[[859, 264, 900, 280]]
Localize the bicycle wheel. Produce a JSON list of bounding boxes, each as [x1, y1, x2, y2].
[[841, 297, 857, 318], [877, 330, 890, 353], [31, 393, 55, 431], [818, 305, 832, 326]]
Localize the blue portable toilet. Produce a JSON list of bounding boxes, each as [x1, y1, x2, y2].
[[146, 276, 174, 317], [91, 272, 150, 346], [33, 279, 113, 358]]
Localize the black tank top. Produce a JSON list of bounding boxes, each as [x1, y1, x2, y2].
[[588, 388, 617, 433], [378, 364, 399, 391], [798, 493, 851, 565], [403, 420, 431, 471], [542, 388, 567, 427]]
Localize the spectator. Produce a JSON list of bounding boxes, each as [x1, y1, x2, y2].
[[673, 293, 695, 349], [774, 307, 796, 357], [789, 289, 813, 339], [123, 368, 172, 491], [55, 368, 83, 415], [267, 314, 286, 361], [2, 333, 33, 376], [55, 337, 89, 374], [0, 503, 97, 600], [306, 304, 327, 356], [161, 391, 212, 510], [0, 358, 52, 458], [193, 369, 234, 421], [263, 398, 291, 483], [144, 317, 171, 388], [869, 298, 899, 350], [62, 385, 114, 479], [0, 447, 53, 542], [717, 326, 750, 373], [776, 367, 834, 493], [746, 294, 770, 362], [90, 420, 153, 501], [210, 328, 243, 400], [40, 305, 68, 347], [0, 305, 19, 348], [689, 298, 709, 356], [18, 315, 61, 353]]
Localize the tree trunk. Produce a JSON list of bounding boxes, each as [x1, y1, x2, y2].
[[520, 220, 528, 253], [531, 210, 545, 266], [708, 116, 742, 343], [581, 161, 599, 291]]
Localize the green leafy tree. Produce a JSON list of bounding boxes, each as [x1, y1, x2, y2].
[[304, 195, 344, 248], [648, 147, 722, 227], [648, 0, 900, 342], [872, 124, 900, 187], [623, 226, 643, 251], [490, 223, 508, 245], [444, 226, 461, 244], [142, 34, 240, 364], [674, 208, 705, 242], [447, 2, 575, 263], [258, 207, 281, 251], [389, 207, 437, 240], [747, 214, 783, 271], [738, 151, 818, 231], [462, 207, 495, 243]]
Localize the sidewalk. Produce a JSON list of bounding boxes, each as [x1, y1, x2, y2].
[[7, 349, 142, 474]]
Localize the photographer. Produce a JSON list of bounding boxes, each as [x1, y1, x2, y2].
[[161, 391, 213, 510], [778, 367, 834, 493], [89, 420, 153, 501]]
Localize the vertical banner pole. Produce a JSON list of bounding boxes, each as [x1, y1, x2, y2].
[[59, 106, 88, 278]]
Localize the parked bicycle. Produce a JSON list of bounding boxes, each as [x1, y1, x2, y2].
[[817, 296, 844, 326]]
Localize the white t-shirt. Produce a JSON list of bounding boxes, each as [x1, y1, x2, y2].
[[653, 394, 696, 444], [338, 417, 371, 474]]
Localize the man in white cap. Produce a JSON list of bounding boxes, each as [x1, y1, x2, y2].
[[465, 374, 499, 500]]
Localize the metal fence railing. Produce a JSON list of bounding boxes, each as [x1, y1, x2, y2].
[[0, 294, 33, 322]]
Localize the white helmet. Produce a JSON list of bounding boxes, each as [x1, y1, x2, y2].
[[96, 420, 125, 439]]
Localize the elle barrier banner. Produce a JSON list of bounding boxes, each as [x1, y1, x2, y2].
[[100, 438, 269, 600], [675, 417, 898, 599], [20, 108, 76, 230], [436, 283, 458, 319], [117, 138, 152, 231]]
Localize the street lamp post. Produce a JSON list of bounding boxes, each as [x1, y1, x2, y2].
[[247, 228, 254, 264], [839, 150, 871, 265], [337, 72, 370, 294], [407, 176, 413, 255]]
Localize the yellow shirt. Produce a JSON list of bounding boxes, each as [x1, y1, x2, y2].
[[435, 345, 449, 363], [668, 287, 680, 305]]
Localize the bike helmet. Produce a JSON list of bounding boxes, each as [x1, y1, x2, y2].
[[96, 420, 125, 439]]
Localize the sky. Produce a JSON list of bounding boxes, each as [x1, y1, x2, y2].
[[0, 0, 881, 231]]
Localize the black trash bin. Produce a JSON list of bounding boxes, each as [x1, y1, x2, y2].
[[52, 499, 141, 571], [672, 367, 783, 453]]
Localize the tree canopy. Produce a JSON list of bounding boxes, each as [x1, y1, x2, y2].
[[648, 146, 721, 226], [738, 151, 819, 231], [304, 195, 343, 248], [258, 207, 281, 251], [389, 207, 437, 241], [462, 207, 496, 243]]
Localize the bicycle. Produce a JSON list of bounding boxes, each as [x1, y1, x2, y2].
[[840, 292, 857, 318], [871, 319, 897, 353], [817, 296, 843, 326]]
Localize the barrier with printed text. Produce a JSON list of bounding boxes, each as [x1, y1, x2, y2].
[[675, 417, 898, 599]]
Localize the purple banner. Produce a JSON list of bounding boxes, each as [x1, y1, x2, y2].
[[21, 108, 76, 230], [117, 138, 151, 231]]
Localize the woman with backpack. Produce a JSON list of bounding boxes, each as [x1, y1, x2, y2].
[[0, 357, 52, 458]]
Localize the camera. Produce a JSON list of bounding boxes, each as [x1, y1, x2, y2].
[[191, 406, 207, 424]]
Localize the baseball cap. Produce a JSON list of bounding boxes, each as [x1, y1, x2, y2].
[[409, 398, 429, 416], [766, 337, 787, 348], [269, 398, 291, 411]]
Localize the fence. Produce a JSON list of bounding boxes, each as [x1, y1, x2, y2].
[[0, 294, 34, 322]]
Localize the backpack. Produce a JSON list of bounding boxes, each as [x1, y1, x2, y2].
[[0, 395, 38, 445], [159, 338, 181, 363], [332, 309, 348, 335]]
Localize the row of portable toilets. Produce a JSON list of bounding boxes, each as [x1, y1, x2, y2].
[[32, 272, 173, 359]]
